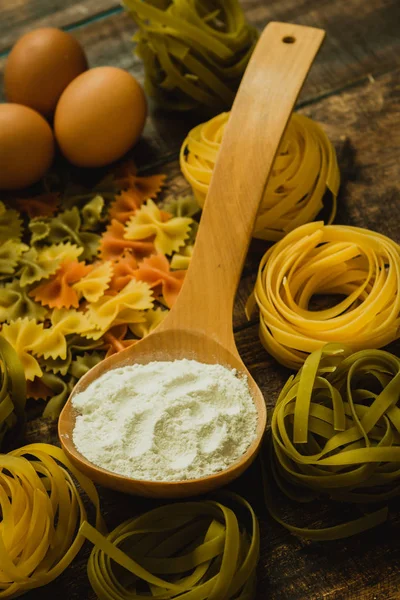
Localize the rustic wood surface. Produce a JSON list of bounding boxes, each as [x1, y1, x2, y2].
[[0, 0, 400, 598]]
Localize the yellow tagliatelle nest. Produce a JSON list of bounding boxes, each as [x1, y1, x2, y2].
[[180, 112, 340, 241], [124, 0, 258, 111], [247, 222, 400, 368], [264, 344, 400, 540], [81, 492, 259, 600], [0, 335, 26, 450], [0, 444, 103, 598]]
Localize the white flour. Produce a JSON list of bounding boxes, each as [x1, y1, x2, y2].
[[72, 359, 258, 482]]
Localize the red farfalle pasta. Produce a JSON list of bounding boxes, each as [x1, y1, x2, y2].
[[114, 160, 166, 199], [99, 220, 155, 261], [133, 254, 186, 308], [108, 188, 144, 224], [30, 261, 92, 309], [109, 252, 138, 292], [102, 324, 137, 357], [16, 193, 60, 219]]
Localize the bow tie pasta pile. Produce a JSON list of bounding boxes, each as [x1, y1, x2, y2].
[[0, 163, 199, 424]]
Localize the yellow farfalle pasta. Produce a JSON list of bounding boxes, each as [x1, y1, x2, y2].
[[0, 318, 47, 381], [17, 242, 82, 288], [0, 443, 103, 597], [0, 334, 26, 450], [264, 344, 400, 540], [85, 279, 153, 337], [170, 244, 194, 270], [32, 309, 93, 360], [82, 492, 259, 600], [181, 112, 340, 241], [73, 261, 113, 303], [129, 307, 167, 338], [247, 222, 400, 368], [124, 199, 193, 255]]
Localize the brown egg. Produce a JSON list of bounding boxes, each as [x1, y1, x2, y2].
[[4, 28, 87, 117], [0, 104, 54, 190], [54, 67, 147, 168]]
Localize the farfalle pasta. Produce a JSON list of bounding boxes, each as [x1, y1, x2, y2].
[[0, 280, 48, 322], [247, 222, 400, 368], [0, 334, 26, 450], [72, 261, 113, 302], [133, 254, 186, 308], [0, 202, 22, 242], [0, 241, 28, 280], [30, 260, 92, 309], [85, 279, 153, 337], [181, 112, 340, 241], [0, 161, 195, 419], [0, 318, 47, 381], [125, 199, 192, 255]]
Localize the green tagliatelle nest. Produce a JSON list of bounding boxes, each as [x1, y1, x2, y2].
[[264, 343, 400, 540], [81, 492, 259, 599], [124, 0, 259, 111]]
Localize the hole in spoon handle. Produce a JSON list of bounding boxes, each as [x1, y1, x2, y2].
[[165, 22, 326, 346]]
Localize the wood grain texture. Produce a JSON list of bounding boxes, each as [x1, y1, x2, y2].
[[0, 0, 119, 53]]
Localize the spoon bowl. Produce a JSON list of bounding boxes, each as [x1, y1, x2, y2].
[[59, 21, 325, 498]]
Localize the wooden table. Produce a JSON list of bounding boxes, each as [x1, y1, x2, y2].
[[1, 1, 400, 598]]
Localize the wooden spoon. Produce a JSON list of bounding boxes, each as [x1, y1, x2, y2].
[[59, 22, 325, 498]]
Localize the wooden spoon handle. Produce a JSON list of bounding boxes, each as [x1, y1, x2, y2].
[[163, 22, 325, 346]]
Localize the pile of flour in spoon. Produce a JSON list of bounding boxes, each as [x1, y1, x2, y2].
[[72, 359, 258, 481]]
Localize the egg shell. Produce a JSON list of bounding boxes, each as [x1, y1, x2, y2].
[[0, 104, 55, 190], [54, 66, 147, 168], [4, 28, 87, 117]]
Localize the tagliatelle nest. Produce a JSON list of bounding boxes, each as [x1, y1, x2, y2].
[[180, 112, 340, 241]]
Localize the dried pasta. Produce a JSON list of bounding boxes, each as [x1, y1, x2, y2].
[[129, 307, 167, 338], [108, 188, 144, 223], [264, 344, 400, 539], [0, 241, 28, 280], [0, 334, 26, 450], [16, 192, 60, 218], [82, 492, 259, 600], [181, 112, 340, 241], [0, 443, 103, 597], [0, 319, 47, 381], [133, 254, 186, 308], [29, 260, 92, 309], [81, 195, 107, 231], [0, 203, 22, 242], [0, 281, 48, 323], [124, 0, 258, 111], [109, 252, 138, 292], [125, 199, 192, 255], [72, 261, 113, 303], [85, 279, 153, 337], [99, 219, 155, 261], [247, 222, 400, 368]]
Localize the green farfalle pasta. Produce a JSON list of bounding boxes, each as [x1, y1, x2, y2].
[[81, 195, 108, 231], [0, 241, 28, 280], [81, 492, 259, 600], [264, 343, 400, 540], [0, 280, 48, 322], [69, 352, 105, 379], [40, 372, 77, 419], [0, 202, 22, 242], [0, 334, 26, 450], [29, 207, 100, 261], [124, 0, 259, 111], [162, 194, 201, 218]]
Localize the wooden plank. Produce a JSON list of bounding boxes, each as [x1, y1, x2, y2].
[[0, 1, 120, 54]]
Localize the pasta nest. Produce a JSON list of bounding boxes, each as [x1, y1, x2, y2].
[[0, 444, 102, 598], [180, 112, 340, 241], [264, 344, 400, 540], [81, 492, 259, 600], [247, 222, 400, 368]]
